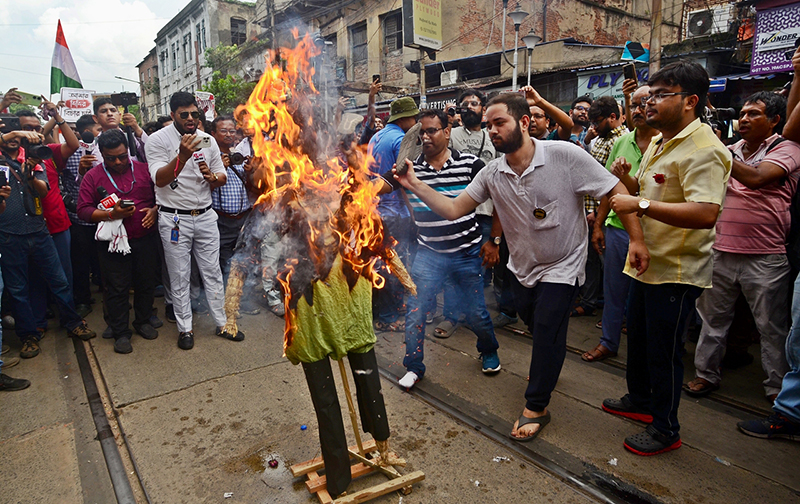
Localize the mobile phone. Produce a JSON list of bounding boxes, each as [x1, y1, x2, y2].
[[623, 63, 637, 83], [197, 136, 212, 149], [0, 115, 21, 133], [17, 91, 43, 107], [372, 74, 381, 84], [0, 169, 6, 204], [120, 200, 134, 208]]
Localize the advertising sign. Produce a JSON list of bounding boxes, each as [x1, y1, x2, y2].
[[751, 3, 800, 75], [577, 66, 650, 102], [403, 0, 442, 51], [195, 91, 216, 121], [59, 87, 95, 122]]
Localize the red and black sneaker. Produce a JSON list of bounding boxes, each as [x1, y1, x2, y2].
[[624, 425, 681, 456], [602, 395, 653, 423]]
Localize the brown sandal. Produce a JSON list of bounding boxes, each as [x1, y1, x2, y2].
[[682, 378, 719, 397], [581, 344, 617, 362]]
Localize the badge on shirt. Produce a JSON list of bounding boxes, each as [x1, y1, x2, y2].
[[169, 178, 179, 190], [533, 208, 547, 219]]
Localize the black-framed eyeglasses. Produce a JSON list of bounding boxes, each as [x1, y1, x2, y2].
[[22, 125, 43, 132], [102, 153, 130, 163], [633, 99, 648, 110], [178, 111, 202, 120], [645, 92, 691, 103], [531, 113, 546, 120], [418, 127, 443, 138], [573, 105, 589, 112]]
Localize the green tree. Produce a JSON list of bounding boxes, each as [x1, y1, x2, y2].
[[204, 43, 242, 77], [200, 71, 255, 115]]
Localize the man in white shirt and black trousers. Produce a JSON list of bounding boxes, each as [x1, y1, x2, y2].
[[145, 92, 243, 349]]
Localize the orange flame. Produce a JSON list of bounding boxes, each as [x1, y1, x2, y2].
[[238, 31, 385, 353]]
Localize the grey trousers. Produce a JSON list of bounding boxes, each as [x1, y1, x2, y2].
[[158, 210, 226, 332], [695, 251, 791, 395]]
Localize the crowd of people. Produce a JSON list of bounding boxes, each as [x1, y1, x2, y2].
[[0, 48, 799, 459]]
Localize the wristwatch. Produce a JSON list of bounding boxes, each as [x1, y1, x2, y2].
[[637, 198, 651, 218], [492, 236, 501, 245]]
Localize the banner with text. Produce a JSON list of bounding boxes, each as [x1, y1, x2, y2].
[[403, 0, 442, 51], [751, 3, 800, 75], [59, 87, 95, 123]]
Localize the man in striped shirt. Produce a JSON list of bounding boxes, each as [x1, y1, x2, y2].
[[380, 109, 500, 389]]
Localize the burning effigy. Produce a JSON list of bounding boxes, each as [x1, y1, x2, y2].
[[221, 31, 416, 498]]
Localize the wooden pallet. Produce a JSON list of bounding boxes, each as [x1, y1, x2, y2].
[[290, 439, 425, 504]]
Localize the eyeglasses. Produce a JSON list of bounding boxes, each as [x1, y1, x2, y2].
[[217, 129, 236, 135], [573, 105, 589, 112], [461, 100, 481, 108], [632, 100, 648, 110], [531, 113, 546, 120], [22, 125, 43, 132], [418, 127, 443, 138], [102, 153, 130, 163], [645, 92, 691, 103], [590, 118, 606, 127], [178, 111, 202, 120]]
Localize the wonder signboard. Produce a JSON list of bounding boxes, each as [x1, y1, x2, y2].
[[751, 2, 800, 75]]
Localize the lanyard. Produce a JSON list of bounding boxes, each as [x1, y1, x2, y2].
[[103, 163, 135, 194]]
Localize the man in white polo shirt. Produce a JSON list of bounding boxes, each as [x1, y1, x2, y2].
[[145, 92, 242, 350]]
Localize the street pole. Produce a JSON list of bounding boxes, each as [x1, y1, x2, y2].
[[649, 0, 662, 75], [195, 40, 202, 90], [419, 49, 427, 108], [512, 25, 521, 91], [526, 48, 532, 87]]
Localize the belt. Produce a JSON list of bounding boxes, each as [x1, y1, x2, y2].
[[215, 208, 252, 220], [159, 205, 212, 216]]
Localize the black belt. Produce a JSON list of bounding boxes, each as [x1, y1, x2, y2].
[[215, 208, 251, 220], [159, 205, 212, 216]]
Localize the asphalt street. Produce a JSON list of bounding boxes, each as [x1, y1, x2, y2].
[[0, 285, 798, 504]]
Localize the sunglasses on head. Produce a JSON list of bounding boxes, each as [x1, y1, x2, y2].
[[179, 111, 201, 120]]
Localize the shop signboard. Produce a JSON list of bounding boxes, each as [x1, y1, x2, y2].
[[403, 0, 442, 51], [577, 66, 650, 102]]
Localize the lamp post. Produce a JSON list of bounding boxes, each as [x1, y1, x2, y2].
[[508, 6, 528, 92], [522, 30, 542, 88]]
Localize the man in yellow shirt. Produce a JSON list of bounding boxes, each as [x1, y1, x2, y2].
[[601, 61, 732, 455]]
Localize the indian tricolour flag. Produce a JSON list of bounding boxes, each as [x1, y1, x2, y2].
[[50, 20, 82, 94]]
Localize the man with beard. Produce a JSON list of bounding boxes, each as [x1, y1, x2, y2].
[[145, 92, 237, 350], [380, 108, 500, 389], [393, 93, 649, 441], [585, 82, 658, 362], [549, 95, 592, 145], [603, 61, 731, 455]]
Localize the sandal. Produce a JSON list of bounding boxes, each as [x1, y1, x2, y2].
[[434, 320, 457, 339], [388, 320, 405, 332], [509, 411, 551, 442], [373, 321, 391, 332], [570, 306, 596, 317], [581, 344, 617, 362], [682, 377, 719, 397]]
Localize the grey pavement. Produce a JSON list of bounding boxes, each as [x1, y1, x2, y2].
[[0, 286, 798, 503]]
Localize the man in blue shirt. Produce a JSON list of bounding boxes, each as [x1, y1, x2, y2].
[[368, 97, 419, 332]]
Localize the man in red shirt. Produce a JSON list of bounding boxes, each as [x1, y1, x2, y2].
[[77, 129, 159, 354]]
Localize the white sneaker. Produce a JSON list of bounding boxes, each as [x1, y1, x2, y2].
[[398, 371, 419, 390]]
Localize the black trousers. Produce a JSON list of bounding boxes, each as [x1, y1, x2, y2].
[[301, 349, 390, 496], [97, 232, 159, 339], [510, 277, 580, 412], [71, 223, 99, 305]]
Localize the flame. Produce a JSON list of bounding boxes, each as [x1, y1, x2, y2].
[[238, 31, 385, 353]]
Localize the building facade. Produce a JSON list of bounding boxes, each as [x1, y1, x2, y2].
[[136, 48, 160, 121], [152, 0, 259, 112]]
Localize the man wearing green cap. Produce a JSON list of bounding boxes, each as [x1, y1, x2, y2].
[[368, 97, 419, 332]]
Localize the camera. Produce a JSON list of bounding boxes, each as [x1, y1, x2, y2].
[[447, 106, 467, 117], [706, 108, 737, 121], [785, 38, 800, 61], [229, 152, 251, 165]]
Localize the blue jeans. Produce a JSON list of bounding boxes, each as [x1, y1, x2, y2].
[[0, 230, 81, 341], [600, 226, 631, 353], [403, 244, 498, 377], [626, 280, 702, 438], [774, 273, 800, 422], [30, 229, 73, 330]]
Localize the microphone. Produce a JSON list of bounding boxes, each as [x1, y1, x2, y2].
[[80, 130, 96, 158], [97, 186, 118, 210]]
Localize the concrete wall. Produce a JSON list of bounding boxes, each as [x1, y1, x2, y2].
[[137, 49, 160, 120]]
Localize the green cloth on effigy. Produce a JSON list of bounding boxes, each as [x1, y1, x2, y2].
[[285, 254, 375, 365]]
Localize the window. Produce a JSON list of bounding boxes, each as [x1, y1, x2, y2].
[[350, 22, 367, 65], [148, 68, 151, 79], [201, 20, 207, 50], [382, 10, 402, 53], [324, 34, 337, 59], [196, 23, 202, 54], [231, 17, 246, 46], [183, 34, 192, 64], [160, 51, 167, 76], [171, 43, 177, 70]]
